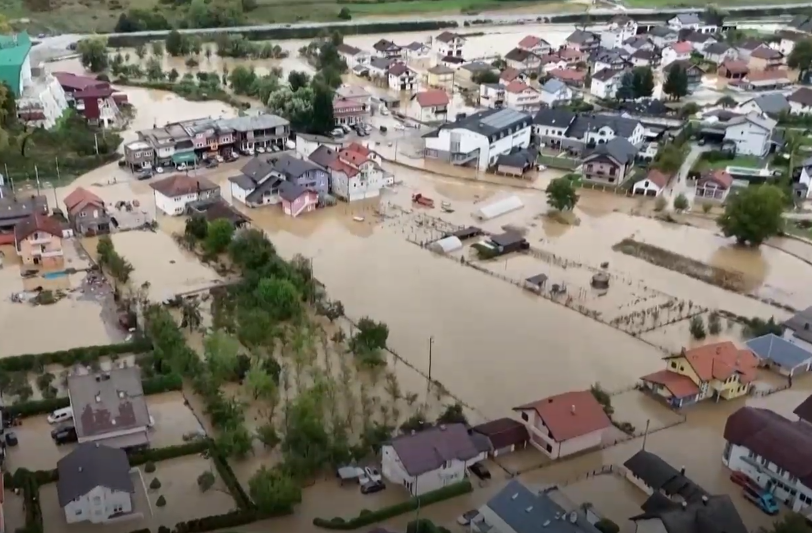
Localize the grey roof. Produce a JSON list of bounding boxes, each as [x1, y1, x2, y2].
[[308, 144, 340, 168], [567, 113, 641, 141], [704, 42, 731, 55], [0, 194, 49, 224], [404, 41, 427, 51], [278, 180, 308, 202], [228, 174, 257, 190], [491, 231, 526, 247], [790, 15, 812, 33], [783, 306, 812, 343], [624, 36, 652, 49], [746, 333, 812, 369], [373, 39, 400, 52], [485, 480, 601, 533], [541, 78, 566, 94], [370, 57, 395, 71], [57, 443, 134, 507], [750, 93, 790, 116], [631, 494, 747, 533], [240, 157, 275, 181], [268, 153, 325, 179], [585, 137, 638, 165], [443, 108, 532, 141], [246, 175, 283, 203], [672, 13, 701, 25], [649, 26, 677, 38], [726, 112, 776, 132], [566, 30, 598, 45], [592, 68, 622, 82], [533, 108, 576, 128], [217, 113, 288, 132], [623, 450, 684, 490], [461, 61, 493, 73], [67, 368, 151, 439], [388, 423, 480, 476], [684, 32, 716, 43], [428, 64, 454, 74], [337, 43, 363, 56], [789, 87, 812, 106]]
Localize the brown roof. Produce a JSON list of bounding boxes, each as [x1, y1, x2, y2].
[[724, 407, 812, 488], [513, 390, 611, 441], [64, 187, 104, 214], [667, 341, 756, 383], [500, 67, 522, 82], [388, 423, 480, 476], [472, 418, 528, 450], [794, 394, 812, 423], [505, 80, 532, 94], [789, 87, 812, 106], [415, 89, 450, 108], [436, 31, 461, 43], [720, 60, 749, 74], [339, 148, 370, 167], [747, 69, 789, 82], [750, 46, 783, 60], [549, 69, 587, 83], [640, 369, 700, 398], [558, 48, 585, 61], [388, 63, 411, 76], [644, 169, 672, 189], [700, 169, 734, 190], [671, 41, 693, 54], [518, 35, 542, 49], [14, 212, 63, 243], [505, 48, 537, 63], [149, 174, 217, 198]]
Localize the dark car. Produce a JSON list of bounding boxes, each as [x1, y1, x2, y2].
[[135, 169, 153, 181], [360, 480, 386, 495], [469, 462, 491, 480], [5, 432, 18, 447], [51, 424, 77, 445], [205, 159, 220, 169], [379, 126, 387, 133]]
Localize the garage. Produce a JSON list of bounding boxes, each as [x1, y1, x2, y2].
[[633, 169, 671, 197]]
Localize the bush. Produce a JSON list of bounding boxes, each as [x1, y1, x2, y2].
[[130, 440, 210, 467], [144, 461, 156, 473], [156, 495, 166, 507], [129, 529, 152, 533], [175, 510, 260, 533], [197, 471, 216, 492], [595, 518, 620, 533], [211, 450, 253, 510], [312, 480, 473, 530], [159, 527, 172, 533], [708, 312, 722, 335], [141, 373, 183, 394], [150, 478, 162, 490], [689, 315, 707, 340], [654, 197, 667, 212], [33, 469, 59, 485], [0, 340, 151, 373]]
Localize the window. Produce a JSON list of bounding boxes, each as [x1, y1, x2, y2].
[[521, 412, 529, 422], [93, 496, 101, 504], [75, 509, 83, 516]]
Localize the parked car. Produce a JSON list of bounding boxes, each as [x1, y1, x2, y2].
[[176, 162, 189, 171], [394, 123, 405, 131], [155, 166, 165, 174], [226, 152, 239, 162], [457, 510, 480, 526], [469, 462, 491, 480], [341, 124, 352, 134], [136, 169, 154, 180], [256, 146, 266, 154], [379, 126, 388, 133], [47, 407, 73, 424], [5, 432, 18, 447], [51, 424, 77, 445], [215, 154, 224, 162], [364, 466, 382, 483], [381, 107, 390, 116], [118, 160, 127, 168], [360, 480, 386, 495], [730, 471, 752, 488], [331, 128, 345, 138]]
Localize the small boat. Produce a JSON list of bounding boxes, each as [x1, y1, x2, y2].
[[353, 216, 365, 222]]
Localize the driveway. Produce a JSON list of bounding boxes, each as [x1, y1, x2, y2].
[[666, 143, 707, 211]]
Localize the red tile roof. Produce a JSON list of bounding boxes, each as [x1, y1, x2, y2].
[[339, 148, 369, 167], [54, 72, 110, 92], [558, 48, 584, 61], [640, 369, 700, 398], [74, 87, 115, 99], [671, 41, 693, 54], [549, 69, 586, 82], [472, 418, 529, 450], [345, 142, 371, 157], [645, 169, 672, 189], [500, 67, 522, 82], [701, 169, 734, 189], [505, 80, 531, 94], [669, 342, 758, 384], [720, 60, 749, 74], [14, 212, 63, 242], [514, 390, 611, 441], [518, 35, 541, 49], [64, 187, 104, 213], [415, 89, 449, 108], [747, 69, 789, 82]]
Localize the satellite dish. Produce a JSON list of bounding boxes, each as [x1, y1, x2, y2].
[[569, 512, 578, 524]]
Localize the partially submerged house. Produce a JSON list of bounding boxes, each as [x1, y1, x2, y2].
[[63, 187, 110, 236], [746, 333, 812, 377], [471, 418, 529, 457], [14, 212, 65, 269]]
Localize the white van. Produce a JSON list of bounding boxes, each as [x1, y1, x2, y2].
[[47, 407, 73, 424]]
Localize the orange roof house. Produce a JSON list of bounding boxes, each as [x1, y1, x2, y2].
[[513, 391, 612, 459], [641, 342, 758, 408]]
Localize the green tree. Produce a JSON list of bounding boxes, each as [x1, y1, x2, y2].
[[229, 65, 258, 95], [766, 513, 812, 533], [181, 299, 202, 331], [237, 307, 276, 348], [135, 44, 147, 60], [546, 177, 579, 211], [254, 278, 301, 321], [215, 423, 254, 458], [351, 317, 388, 354], [310, 84, 335, 134], [78, 37, 109, 73], [674, 193, 689, 211], [436, 403, 467, 425], [203, 219, 235, 255], [256, 422, 280, 448], [616, 72, 634, 101], [229, 229, 276, 270], [288, 71, 310, 91], [250, 74, 280, 104], [145, 57, 164, 81], [631, 67, 654, 98], [716, 95, 736, 108], [204, 331, 242, 382], [248, 466, 301, 515], [245, 361, 279, 403], [197, 471, 215, 492], [703, 6, 726, 26], [717, 184, 785, 246], [789, 39, 812, 79], [151, 41, 165, 57], [338, 6, 352, 19], [663, 64, 688, 101], [689, 315, 706, 340], [653, 144, 683, 174], [166, 30, 184, 56], [282, 393, 331, 476], [472, 70, 499, 84], [168, 68, 180, 83]]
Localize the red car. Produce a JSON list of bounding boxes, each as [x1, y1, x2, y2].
[[730, 471, 753, 488]]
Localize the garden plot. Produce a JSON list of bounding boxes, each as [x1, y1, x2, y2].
[[607, 390, 685, 435], [640, 312, 747, 353]]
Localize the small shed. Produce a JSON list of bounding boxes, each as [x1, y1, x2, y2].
[[428, 236, 463, 254], [474, 195, 524, 221], [336, 466, 363, 485], [746, 334, 812, 377], [525, 273, 549, 292], [449, 226, 483, 241], [489, 232, 529, 254]]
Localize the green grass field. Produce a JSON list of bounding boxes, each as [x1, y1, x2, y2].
[[698, 155, 764, 171], [622, 0, 810, 7]]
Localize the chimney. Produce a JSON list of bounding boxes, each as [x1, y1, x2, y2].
[[571, 405, 576, 415], [681, 501, 687, 510], [680, 466, 685, 475], [701, 495, 708, 505]]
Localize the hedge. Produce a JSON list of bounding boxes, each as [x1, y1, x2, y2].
[[6, 373, 183, 417], [129, 439, 211, 466], [0, 339, 152, 372], [175, 510, 260, 533], [312, 480, 473, 530], [211, 449, 254, 510]]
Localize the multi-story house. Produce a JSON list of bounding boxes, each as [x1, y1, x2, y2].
[[72, 86, 121, 128], [336, 43, 369, 69], [423, 107, 532, 171], [512, 390, 611, 459], [403, 41, 431, 59], [623, 35, 655, 56], [723, 406, 812, 514], [789, 87, 812, 115], [505, 81, 542, 110], [433, 31, 465, 58], [372, 39, 402, 59], [504, 48, 541, 72], [564, 30, 600, 52], [534, 111, 645, 154], [479, 83, 505, 109], [591, 47, 629, 74], [601, 15, 638, 49], [123, 140, 155, 171], [581, 136, 638, 185], [218, 114, 289, 153], [333, 97, 367, 126], [663, 60, 703, 92], [409, 89, 449, 122], [14, 212, 65, 269], [426, 65, 454, 91], [667, 13, 703, 32], [309, 143, 387, 202], [266, 153, 330, 199], [640, 341, 758, 408], [748, 46, 785, 71], [516, 35, 551, 56], [723, 113, 776, 157], [149, 174, 220, 216], [647, 26, 679, 49], [782, 306, 812, 352], [538, 79, 571, 108], [63, 187, 110, 236], [590, 69, 623, 99], [532, 109, 577, 149], [661, 41, 692, 66], [736, 38, 768, 61], [683, 31, 718, 52], [388, 63, 417, 92], [229, 157, 285, 208]]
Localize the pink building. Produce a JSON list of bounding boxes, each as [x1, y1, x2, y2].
[[279, 181, 318, 218]]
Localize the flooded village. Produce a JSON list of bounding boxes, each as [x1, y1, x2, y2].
[[4, 8, 812, 533]]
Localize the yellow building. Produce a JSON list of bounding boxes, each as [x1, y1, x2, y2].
[[640, 342, 758, 409], [426, 65, 455, 92]]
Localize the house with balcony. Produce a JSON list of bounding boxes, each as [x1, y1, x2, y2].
[[516, 35, 551, 56], [336, 43, 369, 69], [423, 107, 532, 171], [279, 181, 318, 218], [373, 39, 402, 59], [57, 444, 135, 525], [723, 406, 812, 514], [564, 30, 600, 52], [601, 14, 638, 49], [67, 368, 152, 449], [409, 89, 449, 122], [590, 68, 623, 99], [640, 341, 757, 408], [505, 81, 541, 111], [540, 54, 569, 74], [123, 141, 155, 171], [667, 13, 703, 32], [14, 212, 65, 269], [662, 41, 692, 66], [695, 169, 733, 202], [63, 187, 110, 236], [228, 157, 284, 208], [532, 108, 576, 148], [381, 423, 486, 496], [388, 63, 417, 92], [703, 42, 737, 64], [591, 47, 630, 74], [480, 84, 506, 109], [309, 144, 387, 202], [149, 174, 220, 216], [623, 35, 655, 56], [723, 113, 776, 157], [0, 193, 48, 244], [539, 79, 571, 108], [267, 153, 330, 199], [683, 31, 718, 53], [512, 390, 612, 459], [433, 31, 465, 58], [333, 97, 367, 126], [581, 137, 638, 186], [504, 48, 540, 72], [217, 114, 289, 153]]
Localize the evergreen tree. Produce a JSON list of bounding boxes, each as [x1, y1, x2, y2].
[[631, 67, 654, 98], [663, 64, 688, 101], [310, 84, 335, 135], [616, 72, 634, 101]]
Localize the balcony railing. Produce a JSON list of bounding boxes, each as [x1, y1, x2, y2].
[[451, 148, 480, 165]]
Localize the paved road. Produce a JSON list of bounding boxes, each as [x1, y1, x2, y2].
[[666, 143, 707, 210]]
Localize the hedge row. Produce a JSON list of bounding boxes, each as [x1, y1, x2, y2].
[[0, 339, 152, 372], [312, 480, 473, 530], [210, 449, 254, 510], [5, 373, 183, 418]]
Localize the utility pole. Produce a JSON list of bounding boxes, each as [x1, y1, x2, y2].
[[428, 336, 434, 382], [641, 419, 651, 451]]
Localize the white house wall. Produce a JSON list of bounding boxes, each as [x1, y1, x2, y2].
[[64, 485, 132, 524], [724, 122, 769, 156], [154, 190, 199, 216], [381, 444, 471, 496]]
